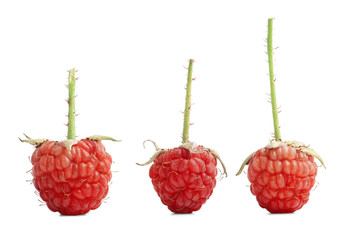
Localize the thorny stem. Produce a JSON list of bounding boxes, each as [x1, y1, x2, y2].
[[67, 68, 76, 140], [182, 59, 194, 144], [267, 18, 281, 141]]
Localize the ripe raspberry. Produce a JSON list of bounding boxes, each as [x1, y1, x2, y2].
[[149, 146, 218, 213], [247, 143, 317, 213], [21, 69, 119, 215], [237, 19, 325, 214], [139, 59, 227, 213], [31, 139, 112, 215]]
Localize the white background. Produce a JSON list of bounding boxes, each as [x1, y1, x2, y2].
[[1, 0, 359, 239]]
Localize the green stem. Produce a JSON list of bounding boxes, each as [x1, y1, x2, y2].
[[67, 68, 76, 140], [267, 18, 281, 141], [182, 59, 194, 144]]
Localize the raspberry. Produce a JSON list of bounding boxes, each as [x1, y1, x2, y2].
[[247, 143, 317, 213], [21, 69, 119, 215], [149, 146, 217, 213], [139, 59, 227, 213], [236, 19, 325, 214], [31, 139, 112, 215]]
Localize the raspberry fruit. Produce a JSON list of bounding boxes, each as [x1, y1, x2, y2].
[[148, 144, 219, 213], [20, 69, 119, 215], [138, 60, 226, 213], [240, 142, 321, 213], [30, 139, 112, 215], [236, 19, 325, 213]]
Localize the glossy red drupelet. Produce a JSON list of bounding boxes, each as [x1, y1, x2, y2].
[[31, 139, 112, 215], [247, 143, 317, 213], [149, 146, 217, 213]]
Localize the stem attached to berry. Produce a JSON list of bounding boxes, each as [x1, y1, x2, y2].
[[67, 68, 76, 140], [182, 59, 194, 144], [267, 18, 281, 141]]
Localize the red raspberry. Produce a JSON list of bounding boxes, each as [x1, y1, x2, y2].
[[149, 146, 218, 213], [141, 59, 227, 213], [30, 139, 112, 215], [236, 19, 325, 213], [247, 143, 317, 213], [21, 69, 118, 215]]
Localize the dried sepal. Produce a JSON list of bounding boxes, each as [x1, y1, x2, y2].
[[143, 139, 161, 151], [179, 141, 204, 153], [19, 134, 48, 148], [137, 140, 169, 166], [138, 140, 227, 178], [266, 140, 283, 149], [284, 141, 307, 149], [236, 152, 255, 176], [301, 147, 326, 169], [264, 140, 326, 169], [86, 135, 121, 142], [285, 141, 326, 169], [180, 142, 227, 178], [206, 148, 228, 177], [136, 149, 168, 166]]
